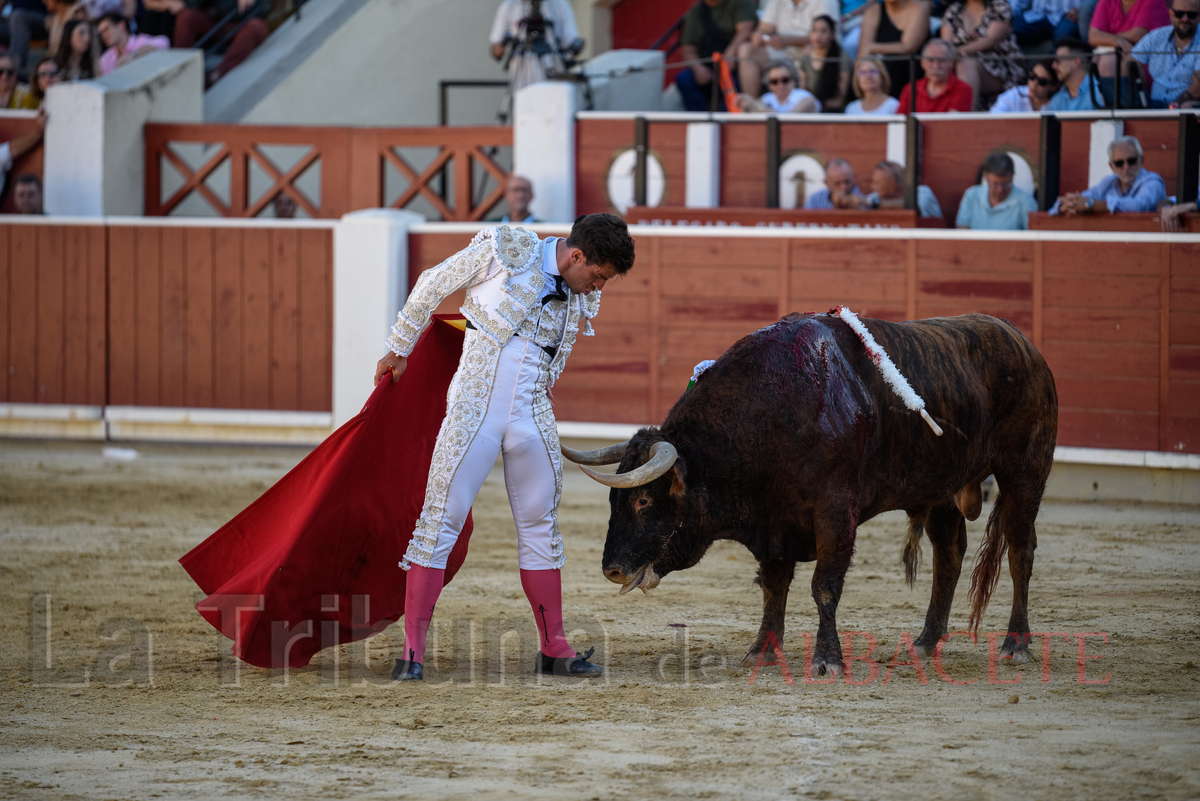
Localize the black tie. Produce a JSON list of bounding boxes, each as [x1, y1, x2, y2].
[[541, 275, 567, 305]]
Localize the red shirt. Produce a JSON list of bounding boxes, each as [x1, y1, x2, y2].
[[897, 73, 973, 113]]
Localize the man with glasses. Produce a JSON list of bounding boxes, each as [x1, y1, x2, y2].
[[1051, 135, 1166, 215], [1131, 0, 1200, 107], [990, 60, 1061, 111], [897, 39, 973, 112], [956, 153, 1037, 229], [1045, 38, 1101, 109]]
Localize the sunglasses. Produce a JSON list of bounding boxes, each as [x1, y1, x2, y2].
[[37, 68, 60, 79], [1027, 73, 1054, 85], [0, 68, 15, 76], [1171, 8, 1198, 17], [768, 76, 793, 85], [1111, 156, 1140, 167]]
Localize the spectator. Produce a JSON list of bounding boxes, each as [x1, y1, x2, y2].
[[941, 0, 1026, 109], [897, 38, 974, 110], [845, 54, 903, 111], [1088, 0, 1168, 76], [0, 53, 37, 109], [56, 19, 101, 80], [797, 14, 852, 110], [5, 0, 59, 77], [739, 59, 822, 110], [1051, 135, 1166, 214], [96, 13, 168, 75], [676, 0, 757, 112], [738, 0, 840, 94], [0, 110, 44, 199], [12, 174, 43, 214], [154, 0, 270, 85], [1045, 38, 1101, 109], [858, 0, 932, 98], [990, 59, 1061, 109], [804, 157, 867, 208], [841, 0, 876, 55], [1131, 0, 1200, 106], [82, 0, 134, 20], [43, 0, 88, 70], [273, 193, 296, 219], [1011, 0, 1082, 47], [489, 0, 581, 92], [28, 57, 61, 107], [956, 152, 1037, 229], [1160, 200, 1196, 230], [493, 174, 539, 223], [865, 159, 944, 217]]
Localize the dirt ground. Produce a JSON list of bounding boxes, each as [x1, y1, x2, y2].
[[1, 438, 1199, 801]]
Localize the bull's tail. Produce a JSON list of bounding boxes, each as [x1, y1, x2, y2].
[[901, 518, 923, 588], [967, 491, 1008, 633]]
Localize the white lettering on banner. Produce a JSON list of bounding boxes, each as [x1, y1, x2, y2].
[[636, 218, 902, 229]]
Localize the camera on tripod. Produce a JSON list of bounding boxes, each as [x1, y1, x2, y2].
[[498, 0, 584, 69]]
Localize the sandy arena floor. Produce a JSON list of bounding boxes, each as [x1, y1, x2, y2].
[[1, 438, 1199, 800]]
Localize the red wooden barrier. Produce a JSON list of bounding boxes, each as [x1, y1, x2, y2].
[[1030, 211, 1200, 232]]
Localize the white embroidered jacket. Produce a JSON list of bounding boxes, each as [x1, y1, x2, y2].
[[386, 225, 601, 386]]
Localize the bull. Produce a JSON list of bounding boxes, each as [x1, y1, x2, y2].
[[562, 312, 1058, 677]]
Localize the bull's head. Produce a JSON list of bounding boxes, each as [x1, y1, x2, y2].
[[562, 431, 696, 595]]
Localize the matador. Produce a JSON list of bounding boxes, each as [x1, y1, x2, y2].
[[374, 213, 636, 681]]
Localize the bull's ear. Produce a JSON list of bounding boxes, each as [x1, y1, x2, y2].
[[668, 456, 687, 499]]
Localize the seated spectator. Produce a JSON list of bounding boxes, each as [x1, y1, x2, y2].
[[1051, 135, 1166, 214], [865, 159, 944, 217], [491, 174, 540, 223], [13, 174, 43, 214], [956, 152, 1037, 229], [151, 0, 270, 85], [28, 57, 62, 107], [96, 13, 168, 75], [1088, 0, 1168, 75], [1011, 0, 1082, 47], [1045, 38, 1101, 109], [845, 54, 903, 111], [1160, 200, 1196, 230], [43, 0, 89, 71], [82, 0, 134, 20], [0, 53, 37, 108], [5, 0, 61, 77], [738, 60, 821, 110], [1131, 0, 1200, 107], [804, 157, 867, 208], [990, 59, 1061, 110], [0, 110, 44, 199], [858, 0, 932, 98], [56, 19, 101, 80], [941, 0, 1026, 109], [840, 0, 875, 56], [738, 0, 841, 96], [675, 0, 756, 112], [897, 38, 974, 110], [273, 193, 296, 218], [797, 15, 852, 110]]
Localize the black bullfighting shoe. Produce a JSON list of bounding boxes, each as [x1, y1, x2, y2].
[[535, 647, 602, 678], [392, 659, 424, 682]]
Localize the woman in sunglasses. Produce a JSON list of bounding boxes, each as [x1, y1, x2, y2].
[[28, 58, 63, 109], [1051, 134, 1166, 215], [0, 53, 37, 109], [737, 60, 821, 112], [989, 59, 1061, 110]]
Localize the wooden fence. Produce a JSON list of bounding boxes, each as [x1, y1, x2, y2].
[[144, 125, 513, 221], [0, 220, 334, 412], [410, 227, 1200, 455]]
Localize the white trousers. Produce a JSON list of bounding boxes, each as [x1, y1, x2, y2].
[[402, 330, 564, 571]]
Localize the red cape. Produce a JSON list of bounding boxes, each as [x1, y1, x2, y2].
[[179, 316, 472, 669]]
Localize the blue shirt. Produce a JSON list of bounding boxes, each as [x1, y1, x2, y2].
[[1132, 26, 1200, 106], [1044, 75, 1102, 111], [1011, 0, 1075, 25], [1049, 168, 1167, 214], [805, 187, 866, 209], [956, 184, 1038, 230]]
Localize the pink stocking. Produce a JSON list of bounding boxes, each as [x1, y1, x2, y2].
[[402, 564, 445, 664], [520, 568, 577, 659]]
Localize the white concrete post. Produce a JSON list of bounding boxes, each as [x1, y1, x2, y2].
[[685, 122, 721, 208], [886, 121, 907, 167], [332, 209, 425, 429], [1088, 119, 1124, 190], [514, 82, 577, 222], [43, 50, 203, 216]]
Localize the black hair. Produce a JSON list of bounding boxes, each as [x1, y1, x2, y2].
[[1054, 36, 1092, 55], [810, 15, 843, 107], [99, 12, 129, 31], [566, 213, 636, 275]]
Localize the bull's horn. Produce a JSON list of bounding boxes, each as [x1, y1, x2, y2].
[[579, 442, 678, 489], [561, 441, 629, 465]]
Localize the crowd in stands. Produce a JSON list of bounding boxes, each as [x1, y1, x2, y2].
[[675, 0, 1200, 112], [0, 0, 271, 96]]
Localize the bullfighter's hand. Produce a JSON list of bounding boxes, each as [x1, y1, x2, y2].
[[375, 352, 407, 385]]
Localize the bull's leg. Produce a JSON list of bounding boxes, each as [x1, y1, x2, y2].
[[741, 558, 796, 667], [810, 511, 856, 678], [913, 502, 968, 657], [997, 487, 1040, 663]]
